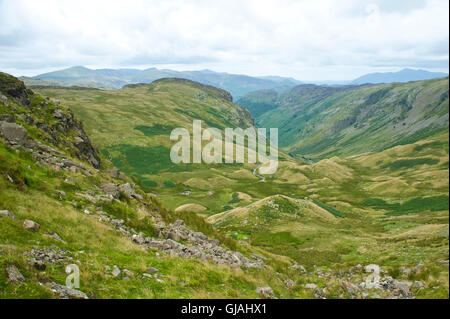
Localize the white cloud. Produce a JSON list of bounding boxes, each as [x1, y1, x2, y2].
[[0, 0, 448, 80]]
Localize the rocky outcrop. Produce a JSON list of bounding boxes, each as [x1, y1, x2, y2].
[[132, 219, 263, 269], [0, 72, 31, 106], [0, 72, 101, 169]]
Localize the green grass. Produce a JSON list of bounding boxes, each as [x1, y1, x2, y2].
[[381, 158, 440, 170]]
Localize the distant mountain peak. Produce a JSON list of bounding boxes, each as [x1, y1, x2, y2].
[[352, 68, 448, 84]]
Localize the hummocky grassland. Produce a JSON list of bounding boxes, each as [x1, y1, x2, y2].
[[1, 73, 448, 299]]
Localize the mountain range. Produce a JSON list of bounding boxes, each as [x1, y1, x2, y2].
[[351, 68, 448, 85], [21, 66, 302, 99]]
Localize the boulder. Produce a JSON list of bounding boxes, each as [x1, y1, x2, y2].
[[5, 265, 25, 284], [112, 265, 121, 277], [119, 183, 143, 200], [47, 282, 88, 299], [23, 219, 40, 231], [0, 122, 28, 145], [0, 210, 17, 220]]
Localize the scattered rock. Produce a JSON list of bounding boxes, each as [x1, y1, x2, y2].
[[24, 247, 70, 265], [47, 282, 88, 299], [102, 183, 120, 198], [5, 265, 25, 284], [284, 279, 296, 288], [413, 281, 424, 288], [123, 269, 134, 277], [146, 267, 159, 273], [23, 219, 40, 231], [112, 265, 121, 277], [290, 264, 307, 273], [55, 190, 66, 198], [305, 283, 318, 289], [256, 286, 275, 299], [0, 209, 17, 220]]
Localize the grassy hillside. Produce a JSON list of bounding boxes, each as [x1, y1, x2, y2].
[[36, 79, 299, 216], [238, 78, 449, 161], [22, 74, 450, 299], [2, 72, 325, 299]]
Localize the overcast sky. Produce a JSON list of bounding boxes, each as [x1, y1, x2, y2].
[[0, 0, 448, 81]]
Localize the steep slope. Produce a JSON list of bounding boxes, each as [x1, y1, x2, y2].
[[28, 66, 301, 99], [238, 78, 449, 160], [352, 68, 448, 85]]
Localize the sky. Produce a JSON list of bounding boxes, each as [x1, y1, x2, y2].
[[0, 0, 448, 81]]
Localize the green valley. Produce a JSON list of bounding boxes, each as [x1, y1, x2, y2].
[[1, 72, 448, 299]]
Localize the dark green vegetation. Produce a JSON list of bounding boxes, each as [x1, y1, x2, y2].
[[363, 196, 449, 216], [238, 77, 449, 160]]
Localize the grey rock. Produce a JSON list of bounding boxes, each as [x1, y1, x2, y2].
[[290, 264, 307, 273], [112, 265, 121, 277], [102, 183, 120, 198], [0, 122, 28, 145], [47, 282, 88, 299], [413, 281, 424, 288], [123, 269, 134, 277], [147, 267, 159, 273], [305, 283, 318, 289], [5, 265, 25, 284], [0, 210, 17, 220], [23, 219, 40, 231], [119, 183, 143, 200]]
